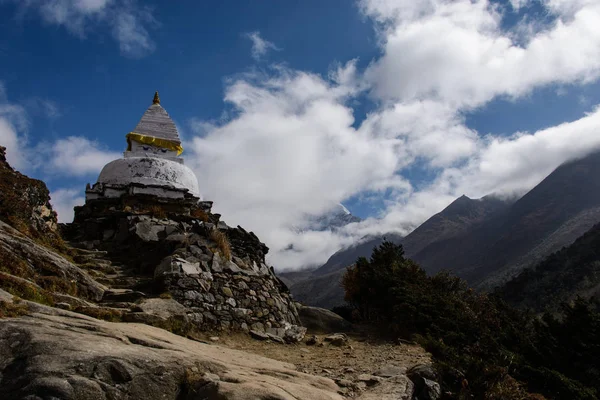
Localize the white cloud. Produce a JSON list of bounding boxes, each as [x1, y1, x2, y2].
[[7, 0, 156, 58], [49, 188, 84, 223], [44, 136, 120, 177], [362, 0, 600, 109], [183, 0, 600, 270], [245, 31, 280, 61], [0, 85, 29, 170]]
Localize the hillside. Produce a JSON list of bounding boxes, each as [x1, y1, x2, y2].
[[497, 222, 600, 313]]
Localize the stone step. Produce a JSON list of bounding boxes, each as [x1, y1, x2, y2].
[[102, 290, 147, 303], [97, 301, 137, 310], [68, 247, 109, 256]]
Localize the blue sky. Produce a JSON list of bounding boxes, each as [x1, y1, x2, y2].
[[1, 0, 600, 269]]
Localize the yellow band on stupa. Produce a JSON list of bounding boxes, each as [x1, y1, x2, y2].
[[126, 132, 184, 156]]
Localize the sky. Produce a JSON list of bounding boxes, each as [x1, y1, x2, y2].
[[1, 0, 600, 271]]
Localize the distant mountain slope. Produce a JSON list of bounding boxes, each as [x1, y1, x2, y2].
[[288, 150, 600, 308], [292, 204, 361, 234], [496, 222, 600, 313], [413, 151, 600, 288], [286, 194, 511, 307]]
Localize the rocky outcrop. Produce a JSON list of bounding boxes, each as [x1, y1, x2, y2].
[[0, 291, 342, 400], [0, 146, 60, 245], [0, 220, 106, 304]]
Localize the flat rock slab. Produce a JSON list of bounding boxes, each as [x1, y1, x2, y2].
[[0, 301, 343, 400], [250, 329, 270, 341], [102, 290, 146, 303]]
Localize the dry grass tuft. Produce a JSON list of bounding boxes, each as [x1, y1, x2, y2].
[[35, 276, 78, 297], [191, 208, 210, 222], [0, 245, 33, 279], [210, 230, 231, 261], [0, 272, 55, 306], [73, 306, 123, 322], [147, 205, 167, 219], [0, 298, 29, 318]]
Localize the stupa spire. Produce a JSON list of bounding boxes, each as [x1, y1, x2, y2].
[[153, 91, 160, 105]]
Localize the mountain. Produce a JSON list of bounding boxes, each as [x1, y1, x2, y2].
[[292, 203, 361, 233], [286, 194, 511, 308], [413, 151, 600, 287], [497, 221, 600, 313], [288, 150, 600, 308]]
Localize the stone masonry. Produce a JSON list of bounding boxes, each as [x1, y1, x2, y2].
[[65, 196, 305, 340]]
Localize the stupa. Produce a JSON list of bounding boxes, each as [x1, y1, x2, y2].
[[85, 91, 200, 203]]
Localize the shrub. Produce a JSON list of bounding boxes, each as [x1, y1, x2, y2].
[[342, 240, 600, 400]]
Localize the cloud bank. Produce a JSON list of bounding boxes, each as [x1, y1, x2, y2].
[[186, 0, 600, 270]]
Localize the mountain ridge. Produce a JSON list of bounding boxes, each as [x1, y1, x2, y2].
[[286, 150, 600, 308]]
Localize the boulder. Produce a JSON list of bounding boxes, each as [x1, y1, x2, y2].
[[0, 300, 343, 400], [356, 375, 414, 400], [324, 333, 348, 346], [298, 305, 353, 333], [250, 329, 270, 341], [284, 325, 307, 343], [0, 221, 106, 302], [407, 364, 441, 400]]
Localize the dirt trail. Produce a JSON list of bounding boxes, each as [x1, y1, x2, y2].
[[206, 331, 431, 398]]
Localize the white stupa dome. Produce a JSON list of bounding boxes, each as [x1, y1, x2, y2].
[[88, 92, 201, 200]]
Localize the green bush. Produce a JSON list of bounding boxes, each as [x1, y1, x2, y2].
[[342, 240, 599, 400]]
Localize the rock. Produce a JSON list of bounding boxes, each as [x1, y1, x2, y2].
[[324, 333, 348, 346], [0, 301, 343, 400], [0, 146, 61, 240], [336, 379, 354, 388], [102, 289, 146, 303], [133, 298, 188, 320], [0, 221, 106, 302], [284, 325, 307, 343], [209, 336, 220, 342], [356, 375, 414, 400], [133, 221, 164, 242], [374, 364, 407, 378], [357, 374, 383, 386], [266, 333, 285, 344], [408, 364, 441, 400], [298, 305, 353, 333], [306, 335, 319, 345], [55, 302, 72, 310], [250, 330, 270, 341]]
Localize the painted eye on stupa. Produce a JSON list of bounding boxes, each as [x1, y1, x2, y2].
[[161, 149, 167, 153], [143, 146, 150, 151]]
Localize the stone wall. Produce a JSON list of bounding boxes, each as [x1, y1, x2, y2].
[[65, 202, 304, 339]]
